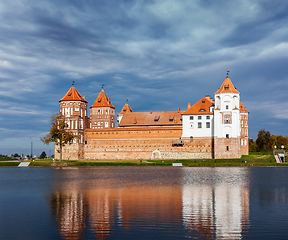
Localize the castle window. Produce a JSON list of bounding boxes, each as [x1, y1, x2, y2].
[[206, 116, 210, 119], [226, 134, 229, 139], [224, 114, 231, 124], [190, 116, 193, 120], [206, 122, 210, 128], [226, 146, 229, 151], [198, 122, 202, 128], [198, 116, 201, 120]]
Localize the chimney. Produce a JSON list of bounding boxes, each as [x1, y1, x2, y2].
[[150, 111, 152, 114], [188, 103, 191, 109], [178, 108, 180, 112]]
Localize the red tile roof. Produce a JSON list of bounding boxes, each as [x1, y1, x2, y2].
[[215, 77, 239, 94], [118, 110, 183, 127], [240, 101, 249, 113], [59, 86, 88, 103], [118, 103, 133, 114], [182, 96, 214, 115], [90, 89, 115, 109]]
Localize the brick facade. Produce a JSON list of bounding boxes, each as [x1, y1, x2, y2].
[[83, 127, 213, 160]]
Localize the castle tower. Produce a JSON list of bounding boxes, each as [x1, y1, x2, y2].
[[240, 102, 249, 155], [57, 85, 89, 159], [214, 75, 241, 158], [117, 101, 133, 126], [90, 88, 115, 129]]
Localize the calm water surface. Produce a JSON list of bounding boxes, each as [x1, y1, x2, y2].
[[0, 167, 288, 240]]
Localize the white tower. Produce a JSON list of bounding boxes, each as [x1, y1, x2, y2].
[[214, 74, 241, 158]]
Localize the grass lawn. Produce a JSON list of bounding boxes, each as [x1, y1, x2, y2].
[[0, 153, 286, 167]]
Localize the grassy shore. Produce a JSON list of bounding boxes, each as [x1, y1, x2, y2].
[[0, 152, 287, 167]]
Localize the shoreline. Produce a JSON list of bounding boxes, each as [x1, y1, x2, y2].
[[0, 156, 287, 167]]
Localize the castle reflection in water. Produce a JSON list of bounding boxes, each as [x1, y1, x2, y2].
[[50, 167, 250, 239]]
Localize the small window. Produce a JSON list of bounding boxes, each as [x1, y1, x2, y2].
[[190, 116, 193, 120], [98, 116, 100, 119], [85, 141, 87, 144], [226, 105, 229, 110], [226, 134, 229, 139], [190, 136, 193, 142], [198, 116, 201, 120], [198, 122, 202, 128], [206, 116, 210, 120], [226, 146, 229, 151], [206, 122, 210, 128]]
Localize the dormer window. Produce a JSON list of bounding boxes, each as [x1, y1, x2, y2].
[[224, 85, 229, 90], [199, 109, 206, 112], [154, 116, 160, 121], [202, 100, 205, 103]]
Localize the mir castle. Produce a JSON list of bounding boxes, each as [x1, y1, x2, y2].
[[55, 75, 249, 160]]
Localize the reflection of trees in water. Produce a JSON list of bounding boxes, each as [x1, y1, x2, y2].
[[50, 191, 88, 240]]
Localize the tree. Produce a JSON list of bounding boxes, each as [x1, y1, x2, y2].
[[41, 114, 76, 161], [249, 138, 257, 152], [39, 151, 47, 159], [256, 129, 273, 152]]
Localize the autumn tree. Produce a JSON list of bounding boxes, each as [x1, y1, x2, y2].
[[249, 138, 257, 152], [41, 114, 76, 161], [256, 129, 273, 152]]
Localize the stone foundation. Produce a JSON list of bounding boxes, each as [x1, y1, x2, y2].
[[214, 137, 241, 159]]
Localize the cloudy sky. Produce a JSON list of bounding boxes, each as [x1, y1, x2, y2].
[[1, 0, 288, 156]]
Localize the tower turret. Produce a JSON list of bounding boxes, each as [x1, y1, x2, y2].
[[117, 101, 133, 126], [214, 75, 242, 158], [90, 88, 115, 129], [57, 85, 89, 159]]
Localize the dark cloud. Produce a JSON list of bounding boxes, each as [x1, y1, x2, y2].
[[0, 0, 288, 155]]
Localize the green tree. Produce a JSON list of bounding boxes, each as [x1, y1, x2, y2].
[[39, 151, 47, 159], [256, 129, 273, 152], [41, 114, 76, 161], [249, 138, 257, 152]]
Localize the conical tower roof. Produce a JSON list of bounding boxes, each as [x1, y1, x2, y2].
[[90, 89, 115, 109], [240, 101, 249, 113], [215, 77, 239, 94], [118, 103, 133, 114], [59, 86, 88, 103]]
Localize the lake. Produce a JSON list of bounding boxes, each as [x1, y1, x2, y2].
[[0, 167, 287, 239]]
